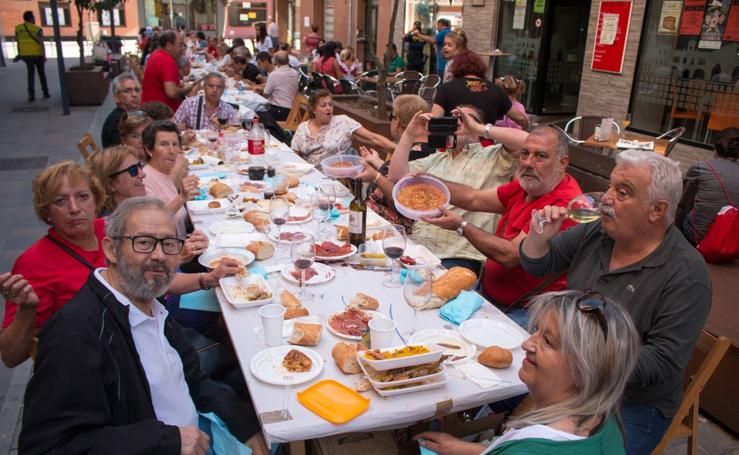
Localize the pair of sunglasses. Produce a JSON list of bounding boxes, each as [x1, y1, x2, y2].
[[110, 161, 144, 178], [575, 290, 609, 340]]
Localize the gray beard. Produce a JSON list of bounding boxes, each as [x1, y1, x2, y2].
[[116, 254, 174, 301], [520, 169, 563, 197]]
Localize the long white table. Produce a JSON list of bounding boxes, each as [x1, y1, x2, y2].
[[187, 142, 529, 446]]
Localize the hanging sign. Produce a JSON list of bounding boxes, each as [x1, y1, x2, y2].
[[591, 1, 632, 73]]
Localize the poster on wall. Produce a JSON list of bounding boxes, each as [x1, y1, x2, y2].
[[658, 1, 683, 34], [724, 1, 739, 41], [513, 0, 527, 29], [698, 0, 732, 48], [591, 1, 632, 74]]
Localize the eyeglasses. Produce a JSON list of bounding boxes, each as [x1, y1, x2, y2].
[[123, 111, 149, 120], [575, 290, 608, 340], [109, 161, 144, 178], [113, 235, 184, 255]]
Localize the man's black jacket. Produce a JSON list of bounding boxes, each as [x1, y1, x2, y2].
[[20, 274, 260, 454]]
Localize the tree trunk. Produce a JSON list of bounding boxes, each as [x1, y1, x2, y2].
[[110, 7, 116, 37], [375, 0, 401, 120], [76, 4, 85, 68]]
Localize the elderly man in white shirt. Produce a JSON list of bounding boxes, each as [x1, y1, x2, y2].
[[258, 51, 300, 122], [20, 197, 270, 455]]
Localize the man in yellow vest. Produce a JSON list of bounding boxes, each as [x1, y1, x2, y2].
[[15, 11, 49, 101]]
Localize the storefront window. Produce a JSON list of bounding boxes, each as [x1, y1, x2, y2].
[[631, 0, 739, 146]]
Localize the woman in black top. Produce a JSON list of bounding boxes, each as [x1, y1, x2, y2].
[[432, 50, 529, 130]]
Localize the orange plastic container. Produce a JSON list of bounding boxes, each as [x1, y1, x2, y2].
[[297, 379, 370, 424]]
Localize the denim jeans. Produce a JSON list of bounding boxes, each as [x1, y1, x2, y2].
[[621, 404, 671, 455]]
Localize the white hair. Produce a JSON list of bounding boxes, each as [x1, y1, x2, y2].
[[615, 149, 682, 225], [112, 72, 140, 94]]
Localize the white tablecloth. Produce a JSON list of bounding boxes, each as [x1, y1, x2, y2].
[[222, 89, 269, 119], [187, 147, 529, 445]]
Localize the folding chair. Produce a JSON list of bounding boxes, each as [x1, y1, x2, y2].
[[651, 331, 730, 455], [277, 95, 310, 133], [77, 133, 101, 160]]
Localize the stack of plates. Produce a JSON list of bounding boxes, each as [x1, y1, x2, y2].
[[355, 344, 448, 397]]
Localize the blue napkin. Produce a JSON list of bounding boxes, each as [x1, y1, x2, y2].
[[438, 291, 483, 325], [248, 265, 269, 279], [419, 444, 440, 455], [180, 289, 221, 313], [194, 188, 209, 201], [328, 207, 341, 220], [198, 412, 252, 455]]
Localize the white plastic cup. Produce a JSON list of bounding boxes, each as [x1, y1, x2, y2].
[[369, 318, 397, 350], [259, 304, 286, 347]]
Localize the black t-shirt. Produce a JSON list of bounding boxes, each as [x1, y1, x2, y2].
[[101, 106, 124, 148], [433, 77, 512, 124], [404, 33, 426, 65], [242, 63, 261, 84]]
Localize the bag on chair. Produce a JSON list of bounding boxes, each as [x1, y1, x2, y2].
[[695, 161, 739, 263]]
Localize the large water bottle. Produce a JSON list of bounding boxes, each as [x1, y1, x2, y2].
[[247, 118, 266, 155]]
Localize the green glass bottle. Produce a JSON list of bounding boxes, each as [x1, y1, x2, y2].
[[348, 178, 367, 247]]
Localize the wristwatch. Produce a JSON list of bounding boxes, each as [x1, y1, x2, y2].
[[483, 124, 493, 140], [456, 221, 469, 237]]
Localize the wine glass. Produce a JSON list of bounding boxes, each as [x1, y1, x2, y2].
[[269, 197, 290, 256], [311, 191, 331, 241], [382, 224, 406, 288], [217, 116, 228, 129], [403, 268, 433, 337], [531, 192, 605, 234], [206, 125, 218, 152], [318, 184, 336, 235], [290, 233, 315, 303]]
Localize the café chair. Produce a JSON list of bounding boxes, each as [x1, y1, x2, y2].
[[419, 74, 441, 105], [277, 95, 310, 133], [77, 133, 101, 161], [563, 116, 621, 144], [297, 64, 312, 95], [357, 70, 378, 92], [651, 331, 730, 455], [394, 78, 424, 96], [656, 126, 685, 157], [394, 70, 421, 81]]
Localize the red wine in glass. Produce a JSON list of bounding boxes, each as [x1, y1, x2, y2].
[[294, 258, 314, 270], [384, 246, 404, 259], [217, 117, 228, 127], [272, 217, 287, 226]]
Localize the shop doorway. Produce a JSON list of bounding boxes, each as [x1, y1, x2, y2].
[[496, 0, 589, 115]]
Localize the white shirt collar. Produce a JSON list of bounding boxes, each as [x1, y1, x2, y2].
[[93, 268, 168, 328]]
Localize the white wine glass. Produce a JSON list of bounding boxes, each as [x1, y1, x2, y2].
[[310, 191, 330, 241], [318, 184, 336, 235], [382, 224, 406, 288], [531, 192, 605, 234], [403, 268, 433, 337], [290, 233, 315, 303]]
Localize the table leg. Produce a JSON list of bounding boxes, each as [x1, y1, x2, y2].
[[288, 440, 306, 455]]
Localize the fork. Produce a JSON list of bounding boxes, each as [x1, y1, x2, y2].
[[281, 374, 294, 420]]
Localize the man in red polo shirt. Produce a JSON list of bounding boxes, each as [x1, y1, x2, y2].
[[141, 30, 195, 112], [422, 122, 581, 327]]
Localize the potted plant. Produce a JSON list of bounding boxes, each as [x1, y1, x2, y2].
[[64, 0, 110, 105]]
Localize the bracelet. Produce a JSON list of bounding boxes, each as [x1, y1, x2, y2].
[[198, 273, 211, 290], [483, 124, 493, 140]]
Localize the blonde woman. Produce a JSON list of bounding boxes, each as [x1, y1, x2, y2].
[[416, 290, 639, 454], [86, 146, 147, 216], [118, 110, 153, 160], [494, 75, 529, 130]]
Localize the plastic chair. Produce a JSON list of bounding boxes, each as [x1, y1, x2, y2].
[[563, 116, 621, 144], [651, 331, 730, 455], [77, 133, 101, 160], [656, 126, 685, 157]]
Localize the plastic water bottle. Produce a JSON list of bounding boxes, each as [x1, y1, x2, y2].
[[247, 118, 266, 155]]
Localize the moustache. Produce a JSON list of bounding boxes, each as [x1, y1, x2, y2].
[[600, 204, 616, 217], [142, 262, 171, 273], [520, 169, 540, 179]]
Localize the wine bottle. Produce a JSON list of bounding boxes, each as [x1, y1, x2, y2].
[[348, 179, 367, 247]]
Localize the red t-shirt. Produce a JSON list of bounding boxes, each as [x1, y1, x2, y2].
[[3, 218, 107, 329], [482, 174, 582, 307], [141, 49, 182, 112], [207, 46, 219, 59]]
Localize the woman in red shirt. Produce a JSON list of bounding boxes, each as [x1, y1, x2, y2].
[[313, 41, 344, 93]]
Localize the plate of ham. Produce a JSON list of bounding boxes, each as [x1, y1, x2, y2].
[[327, 308, 386, 340], [313, 241, 357, 261], [280, 262, 336, 286]]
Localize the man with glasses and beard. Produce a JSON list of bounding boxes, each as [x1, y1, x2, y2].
[[419, 111, 582, 327], [387, 106, 528, 276], [520, 150, 711, 455], [20, 197, 268, 455]]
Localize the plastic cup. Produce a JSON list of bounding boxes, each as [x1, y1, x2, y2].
[[369, 318, 397, 350], [259, 303, 286, 347]]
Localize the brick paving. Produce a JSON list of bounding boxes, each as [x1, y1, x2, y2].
[[0, 58, 736, 454]]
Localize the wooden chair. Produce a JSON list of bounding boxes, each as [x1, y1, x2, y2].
[[669, 86, 700, 129], [77, 133, 101, 160], [276, 95, 310, 132], [651, 331, 730, 455]]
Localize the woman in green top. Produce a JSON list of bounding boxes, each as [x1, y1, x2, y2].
[[387, 43, 406, 74], [415, 290, 640, 454]]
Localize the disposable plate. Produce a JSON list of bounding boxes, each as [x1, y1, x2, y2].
[[250, 346, 323, 386], [357, 355, 447, 388], [219, 275, 274, 309], [209, 220, 255, 236], [410, 329, 476, 364], [326, 310, 385, 340], [280, 262, 336, 286], [198, 248, 255, 269], [358, 343, 444, 371], [459, 319, 526, 350]]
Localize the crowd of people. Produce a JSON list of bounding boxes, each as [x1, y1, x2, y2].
[[4, 10, 739, 455]]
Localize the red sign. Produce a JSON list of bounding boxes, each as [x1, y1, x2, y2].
[[724, 4, 739, 41], [680, 0, 706, 35], [591, 1, 633, 74]]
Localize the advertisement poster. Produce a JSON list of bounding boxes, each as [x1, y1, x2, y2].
[[658, 1, 684, 34], [513, 0, 527, 30], [680, 0, 706, 34], [698, 0, 731, 48], [591, 1, 632, 73], [722, 1, 739, 41], [533, 0, 546, 14]]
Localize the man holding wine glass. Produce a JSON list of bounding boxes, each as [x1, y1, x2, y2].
[[173, 73, 239, 131], [419, 120, 582, 328], [520, 150, 712, 455]]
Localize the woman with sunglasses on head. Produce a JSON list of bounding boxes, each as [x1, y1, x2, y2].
[[415, 290, 639, 454]]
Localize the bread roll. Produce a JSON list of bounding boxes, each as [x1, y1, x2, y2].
[[288, 175, 300, 188], [478, 346, 513, 369], [280, 290, 301, 309], [335, 225, 348, 241], [349, 293, 379, 311], [332, 342, 363, 374], [284, 307, 310, 320], [422, 267, 477, 309], [209, 182, 233, 198], [288, 322, 322, 346], [285, 192, 298, 203], [275, 178, 290, 195], [244, 210, 270, 233], [207, 201, 222, 208], [246, 240, 275, 260]]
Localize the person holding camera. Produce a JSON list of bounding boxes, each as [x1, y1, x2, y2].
[[15, 11, 49, 102], [387, 107, 527, 275]]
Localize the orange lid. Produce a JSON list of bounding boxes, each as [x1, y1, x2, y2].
[[297, 379, 370, 424]]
